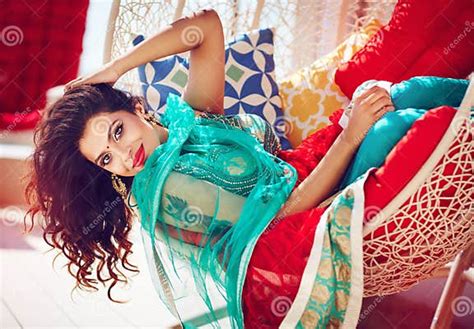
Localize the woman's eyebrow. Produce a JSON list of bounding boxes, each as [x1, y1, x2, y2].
[[94, 119, 117, 165]]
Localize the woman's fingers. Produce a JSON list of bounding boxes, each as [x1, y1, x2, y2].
[[63, 64, 120, 93], [364, 88, 390, 106], [354, 85, 380, 106], [374, 106, 392, 121], [64, 76, 83, 92], [371, 97, 393, 114], [354, 85, 391, 109]]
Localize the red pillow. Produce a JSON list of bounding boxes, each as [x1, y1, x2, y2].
[[0, 0, 89, 130], [401, 8, 474, 80], [335, 0, 474, 98], [362, 105, 472, 266]]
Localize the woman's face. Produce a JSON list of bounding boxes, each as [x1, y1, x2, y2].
[[79, 103, 167, 177]]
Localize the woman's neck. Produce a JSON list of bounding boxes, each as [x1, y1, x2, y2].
[[153, 124, 169, 145]]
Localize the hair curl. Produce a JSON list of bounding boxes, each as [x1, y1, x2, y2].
[[23, 83, 149, 302]]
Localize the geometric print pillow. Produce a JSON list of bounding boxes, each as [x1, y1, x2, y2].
[[132, 28, 291, 150]]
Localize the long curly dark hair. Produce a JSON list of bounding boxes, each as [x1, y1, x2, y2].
[[23, 83, 149, 303]]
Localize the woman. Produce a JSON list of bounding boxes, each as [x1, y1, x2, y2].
[[24, 9, 468, 329]]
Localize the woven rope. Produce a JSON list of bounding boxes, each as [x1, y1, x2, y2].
[[362, 113, 473, 297], [106, 0, 397, 94]]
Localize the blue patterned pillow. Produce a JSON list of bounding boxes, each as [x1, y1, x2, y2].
[[132, 28, 291, 150]]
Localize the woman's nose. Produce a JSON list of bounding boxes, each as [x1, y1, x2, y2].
[[113, 144, 133, 167]]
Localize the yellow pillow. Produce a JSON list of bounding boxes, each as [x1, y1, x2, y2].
[[278, 19, 382, 147]]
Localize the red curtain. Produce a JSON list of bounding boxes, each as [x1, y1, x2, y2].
[[0, 0, 89, 131]]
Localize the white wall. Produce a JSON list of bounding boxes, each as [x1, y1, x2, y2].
[[78, 0, 114, 76]]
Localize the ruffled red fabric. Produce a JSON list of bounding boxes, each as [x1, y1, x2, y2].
[[242, 108, 345, 328], [277, 108, 344, 188]]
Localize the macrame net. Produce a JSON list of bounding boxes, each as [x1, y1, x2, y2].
[[362, 83, 473, 296], [104, 0, 397, 94]]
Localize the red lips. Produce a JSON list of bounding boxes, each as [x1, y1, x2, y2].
[[133, 143, 145, 168]]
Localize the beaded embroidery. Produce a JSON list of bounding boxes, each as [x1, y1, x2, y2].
[[172, 111, 281, 197], [196, 112, 282, 156]]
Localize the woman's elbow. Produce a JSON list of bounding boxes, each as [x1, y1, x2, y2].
[[199, 8, 220, 21], [199, 8, 223, 35]]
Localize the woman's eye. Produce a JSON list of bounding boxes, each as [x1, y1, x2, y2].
[[114, 122, 123, 141], [102, 122, 122, 166], [102, 154, 111, 166]]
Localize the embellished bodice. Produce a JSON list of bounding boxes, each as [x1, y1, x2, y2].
[[171, 111, 282, 197], [197, 112, 282, 156]]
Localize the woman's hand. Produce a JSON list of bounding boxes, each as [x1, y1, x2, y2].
[[342, 85, 395, 146], [63, 60, 123, 92]]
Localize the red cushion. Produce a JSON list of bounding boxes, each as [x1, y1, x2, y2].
[[362, 106, 472, 266], [0, 0, 89, 131], [335, 0, 474, 98], [401, 9, 474, 80]]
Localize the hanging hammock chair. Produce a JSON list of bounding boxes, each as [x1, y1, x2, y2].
[[360, 76, 473, 328]]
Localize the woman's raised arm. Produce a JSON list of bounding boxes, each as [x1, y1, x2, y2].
[[64, 9, 225, 114], [275, 85, 395, 218]]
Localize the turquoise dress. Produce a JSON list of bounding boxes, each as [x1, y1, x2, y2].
[[173, 111, 282, 197], [130, 94, 296, 329]]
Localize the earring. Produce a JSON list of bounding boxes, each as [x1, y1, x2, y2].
[[144, 111, 163, 127], [111, 173, 128, 201]]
